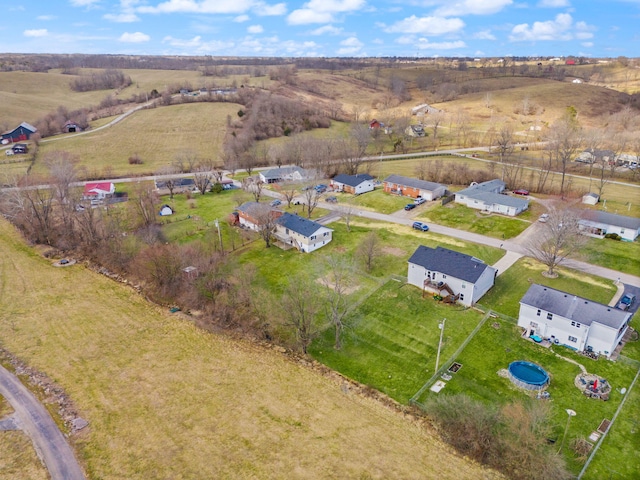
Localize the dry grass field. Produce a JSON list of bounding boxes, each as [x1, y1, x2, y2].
[[35, 102, 241, 178], [0, 219, 501, 480], [0, 431, 49, 480]]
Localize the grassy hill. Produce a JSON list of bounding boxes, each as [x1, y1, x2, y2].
[[0, 219, 501, 479]]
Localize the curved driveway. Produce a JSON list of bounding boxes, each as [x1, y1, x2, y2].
[[0, 364, 85, 480]]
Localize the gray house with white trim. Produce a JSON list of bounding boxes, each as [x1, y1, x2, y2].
[[578, 210, 640, 242], [518, 284, 632, 358], [407, 246, 497, 306], [455, 180, 529, 216]]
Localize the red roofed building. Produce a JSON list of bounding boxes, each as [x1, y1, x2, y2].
[[83, 182, 115, 200]]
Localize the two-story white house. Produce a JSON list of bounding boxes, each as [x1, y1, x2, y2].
[[518, 284, 632, 358], [407, 246, 497, 306], [274, 212, 333, 253]]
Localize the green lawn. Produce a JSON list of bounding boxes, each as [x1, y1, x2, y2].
[[480, 257, 617, 318], [309, 280, 486, 403], [413, 314, 639, 475], [576, 237, 640, 277], [418, 202, 532, 239], [331, 188, 411, 214]]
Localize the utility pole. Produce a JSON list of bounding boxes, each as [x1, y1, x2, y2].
[[214, 219, 223, 254], [435, 318, 446, 373]]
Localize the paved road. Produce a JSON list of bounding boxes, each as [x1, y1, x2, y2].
[[0, 365, 86, 480]]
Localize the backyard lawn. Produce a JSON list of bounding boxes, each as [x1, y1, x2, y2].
[[310, 280, 486, 403], [330, 188, 411, 214], [576, 237, 640, 277]]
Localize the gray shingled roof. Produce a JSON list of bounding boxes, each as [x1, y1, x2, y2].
[[457, 179, 505, 196], [278, 212, 330, 237], [520, 284, 630, 329], [472, 192, 529, 209], [408, 246, 493, 283], [384, 174, 446, 192], [332, 173, 374, 187], [261, 166, 305, 180], [236, 201, 261, 213], [579, 210, 640, 230]]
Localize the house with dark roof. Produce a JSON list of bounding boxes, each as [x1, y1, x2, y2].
[[407, 246, 497, 306], [518, 284, 632, 358], [275, 212, 333, 253], [155, 178, 196, 195], [259, 166, 308, 184], [454, 179, 529, 216], [331, 173, 374, 195], [578, 210, 640, 241], [383, 175, 446, 201], [1, 122, 37, 143]]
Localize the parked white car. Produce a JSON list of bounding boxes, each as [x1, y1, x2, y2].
[[538, 213, 549, 223], [5, 149, 14, 156], [414, 197, 426, 205]]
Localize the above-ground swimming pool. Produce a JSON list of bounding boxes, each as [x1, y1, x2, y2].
[[508, 361, 549, 390]]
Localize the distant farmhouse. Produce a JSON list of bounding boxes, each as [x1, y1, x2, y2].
[[331, 174, 375, 195], [407, 246, 497, 307], [454, 180, 529, 216], [383, 175, 446, 201], [155, 178, 196, 195], [578, 210, 640, 242], [83, 182, 115, 200], [518, 284, 632, 358], [411, 104, 441, 116], [405, 124, 426, 137], [575, 149, 615, 164], [2, 122, 37, 143], [259, 166, 309, 184]]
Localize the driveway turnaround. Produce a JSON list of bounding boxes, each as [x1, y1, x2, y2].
[[0, 365, 85, 480]]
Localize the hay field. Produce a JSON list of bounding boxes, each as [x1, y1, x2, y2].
[[0, 71, 110, 127], [0, 219, 500, 480], [35, 102, 241, 178]]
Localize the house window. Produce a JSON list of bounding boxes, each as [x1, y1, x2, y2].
[[460, 294, 464, 301], [568, 336, 577, 343], [547, 313, 553, 320], [536, 309, 541, 316], [442, 275, 447, 279], [462, 284, 466, 289], [311, 235, 316, 240]]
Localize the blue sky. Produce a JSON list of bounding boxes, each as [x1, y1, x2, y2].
[[1, 1, 638, 58]]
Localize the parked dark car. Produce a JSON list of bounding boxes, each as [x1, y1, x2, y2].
[[326, 196, 338, 203], [404, 203, 416, 211], [412, 222, 429, 231], [617, 293, 636, 311], [513, 189, 529, 195], [270, 199, 282, 207], [315, 184, 328, 193]]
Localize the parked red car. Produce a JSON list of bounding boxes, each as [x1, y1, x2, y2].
[[513, 189, 529, 195]]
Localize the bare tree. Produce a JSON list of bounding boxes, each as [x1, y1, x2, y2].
[[526, 208, 586, 277], [495, 125, 515, 181], [319, 255, 354, 350], [280, 183, 298, 208], [357, 231, 381, 272], [281, 276, 321, 354], [45, 151, 79, 241], [301, 183, 323, 219], [173, 150, 199, 173], [545, 117, 583, 198], [130, 182, 159, 229], [3, 185, 56, 245], [242, 176, 264, 202], [246, 202, 279, 248], [193, 167, 213, 195], [429, 111, 445, 149], [414, 160, 429, 181], [155, 165, 181, 199]]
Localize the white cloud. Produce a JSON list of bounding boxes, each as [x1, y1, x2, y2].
[[309, 25, 343, 35], [119, 31, 150, 42], [70, 0, 100, 6], [37, 15, 56, 21], [434, 0, 512, 17], [581, 42, 593, 47], [163, 35, 202, 47], [474, 29, 496, 40], [385, 16, 465, 35], [287, 9, 333, 25], [288, 0, 365, 25], [255, 3, 286, 15], [24, 29, 49, 37], [509, 13, 591, 42], [247, 24, 264, 33], [104, 13, 140, 22], [337, 36, 363, 55], [138, 0, 281, 15], [538, 0, 570, 7], [234, 15, 250, 22]]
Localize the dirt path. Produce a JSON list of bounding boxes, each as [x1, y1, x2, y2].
[[0, 365, 85, 480]]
